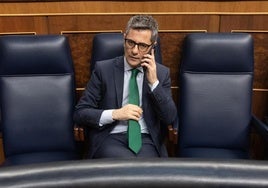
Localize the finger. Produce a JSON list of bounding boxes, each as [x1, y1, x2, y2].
[[137, 108, 143, 116], [133, 106, 143, 114], [129, 114, 140, 121], [126, 104, 143, 116], [150, 47, 155, 56], [128, 104, 142, 110], [127, 104, 139, 108], [131, 109, 143, 118], [140, 57, 150, 64], [141, 56, 156, 69]]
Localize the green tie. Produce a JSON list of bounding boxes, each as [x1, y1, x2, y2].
[[128, 69, 142, 154]]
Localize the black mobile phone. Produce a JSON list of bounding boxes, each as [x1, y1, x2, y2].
[[142, 45, 155, 71]]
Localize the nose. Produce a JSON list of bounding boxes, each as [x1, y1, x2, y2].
[[131, 44, 139, 54]]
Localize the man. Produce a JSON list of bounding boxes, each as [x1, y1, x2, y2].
[[74, 15, 177, 158]]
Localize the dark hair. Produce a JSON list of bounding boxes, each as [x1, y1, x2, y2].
[[125, 15, 158, 43]]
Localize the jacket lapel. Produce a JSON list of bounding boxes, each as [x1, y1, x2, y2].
[[114, 56, 124, 107]]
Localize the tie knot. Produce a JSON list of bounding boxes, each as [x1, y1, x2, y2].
[[131, 69, 139, 77]]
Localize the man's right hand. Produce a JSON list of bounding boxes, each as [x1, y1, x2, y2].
[[112, 104, 143, 122]]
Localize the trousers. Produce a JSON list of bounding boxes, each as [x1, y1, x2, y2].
[[93, 133, 159, 158]]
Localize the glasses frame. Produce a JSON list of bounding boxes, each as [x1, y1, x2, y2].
[[124, 38, 153, 52]]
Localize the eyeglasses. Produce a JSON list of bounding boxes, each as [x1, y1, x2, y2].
[[125, 38, 153, 52]]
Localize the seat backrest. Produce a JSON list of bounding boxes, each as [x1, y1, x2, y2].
[[178, 33, 254, 159], [0, 35, 78, 166], [90, 32, 163, 72]]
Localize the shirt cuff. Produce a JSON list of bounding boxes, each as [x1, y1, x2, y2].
[[99, 109, 115, 127], [148, 80, 159, 91]]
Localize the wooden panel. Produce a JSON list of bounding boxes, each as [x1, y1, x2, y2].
[[252, 90, 268, 119], [220, 15, 268, 32], [154, 15, 219, 32], [251, 90, 268, 159], [64, 33, 93, 88], [0, 137, 4, 165], [48, 15, 219, 34], [251, 33, 268, 89], [0, 1, 268, 15], [0, 16, 48, 34], [48, 15, 127, 34]]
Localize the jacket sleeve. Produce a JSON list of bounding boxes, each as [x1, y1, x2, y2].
[[73, 63, 104, 129], [149, 67, 177, 125]]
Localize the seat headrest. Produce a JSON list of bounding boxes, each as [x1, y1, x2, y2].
[[181, 33, 254, 72], [91, 33, 124, 62], [0, 35, 74, 75], [90, 33, 124, 72]]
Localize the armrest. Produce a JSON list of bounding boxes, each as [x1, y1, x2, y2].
[[170, 116, 179, 144], [74, 124, 85, 142], [252, 114, 268, 142], [166, 116, 179, 156], [168, 125, 178, 145]]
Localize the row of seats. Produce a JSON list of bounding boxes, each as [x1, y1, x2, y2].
[[0, 33, 267, 167]]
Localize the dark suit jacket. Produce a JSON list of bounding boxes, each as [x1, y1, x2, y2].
[[74, 56, 177, 158]]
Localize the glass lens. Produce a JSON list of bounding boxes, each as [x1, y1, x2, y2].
[[126, 39, 135, 48], [138, 43, 149, 51], [125, 39, 151, 52]]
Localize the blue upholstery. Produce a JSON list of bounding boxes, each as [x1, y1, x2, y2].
[[178, 33, 254, 159], [0, 35, 79, 166], [90, 32, 163, 72]]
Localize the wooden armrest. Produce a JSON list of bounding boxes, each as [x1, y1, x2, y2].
[[252, 115, 268, 142], [167, 125, 178, 157], [74, 125, 85, 142], [168, 125, 178, 145]]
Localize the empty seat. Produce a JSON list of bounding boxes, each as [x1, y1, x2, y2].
[[0, 35, 79, 166]]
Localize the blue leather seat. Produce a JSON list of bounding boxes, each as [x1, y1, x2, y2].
[[0, 35, 79, 166], [177, 33, 268, 159]]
